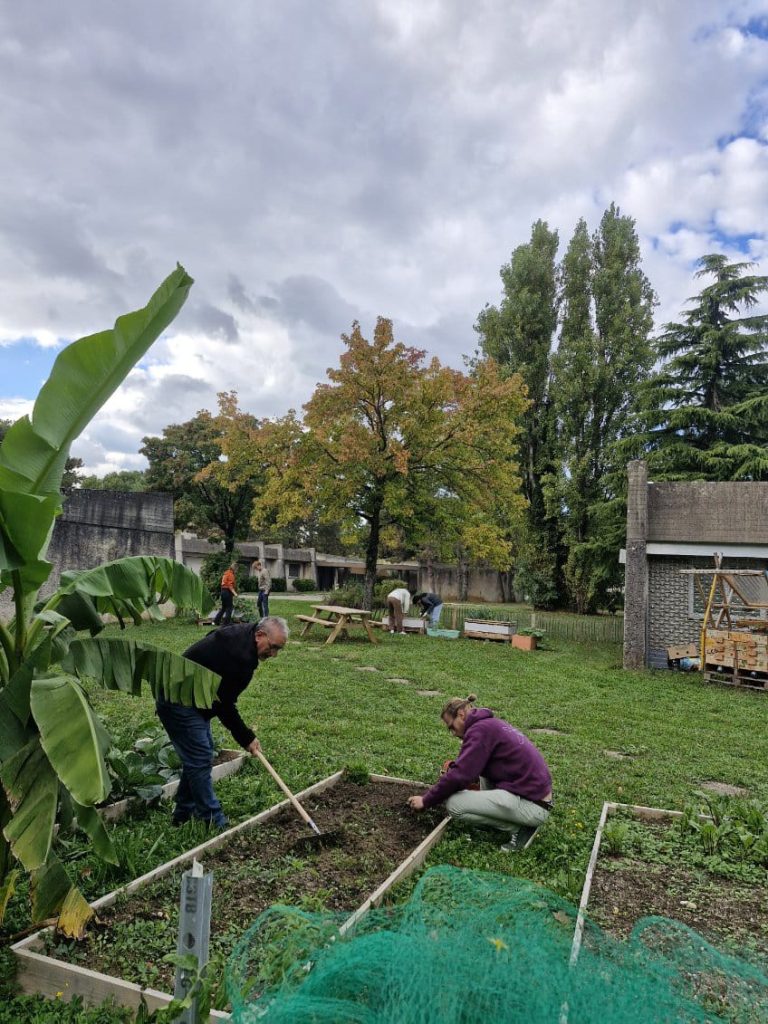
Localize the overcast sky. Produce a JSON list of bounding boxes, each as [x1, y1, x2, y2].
[[1, 1, 767, 474]]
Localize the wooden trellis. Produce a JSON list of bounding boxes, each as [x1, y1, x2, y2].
[[681, 560, 768, 689]]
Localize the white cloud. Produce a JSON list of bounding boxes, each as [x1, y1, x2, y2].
[[0, 0, 766, 471]]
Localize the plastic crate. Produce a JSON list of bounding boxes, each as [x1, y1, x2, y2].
[[427, 627, 461, 639]]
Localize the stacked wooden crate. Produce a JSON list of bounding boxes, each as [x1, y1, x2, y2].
[[704, 628, 768, 684]]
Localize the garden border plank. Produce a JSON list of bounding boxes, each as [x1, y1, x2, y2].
[[569, 801, 711, 966], [13, 771, 448, 1022]]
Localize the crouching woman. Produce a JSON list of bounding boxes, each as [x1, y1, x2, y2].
[[408, 694, 553, 852]]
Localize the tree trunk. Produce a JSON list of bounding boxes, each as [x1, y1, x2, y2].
[[363, 503, 381, 609], [457, 548, 469, 602]]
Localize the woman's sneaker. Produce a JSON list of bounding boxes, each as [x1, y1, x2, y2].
[[500, 825, 539, 853]]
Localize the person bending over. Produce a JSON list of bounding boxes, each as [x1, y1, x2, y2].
[[156, 616, 288, 829], [408, 694, 553, 852]]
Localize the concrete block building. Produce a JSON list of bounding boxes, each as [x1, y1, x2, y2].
[[622, 460, 768, 670]]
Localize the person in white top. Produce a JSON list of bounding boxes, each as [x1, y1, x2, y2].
[[386, 587, 411, 634]]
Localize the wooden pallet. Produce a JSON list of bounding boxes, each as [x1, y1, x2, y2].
[[703, 668, 768, 692]]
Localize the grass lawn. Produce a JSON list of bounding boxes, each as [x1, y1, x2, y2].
[[2, 597, 767, 1021]]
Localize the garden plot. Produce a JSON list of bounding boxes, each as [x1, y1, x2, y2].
[[572, 801, 768, 968], [14, 773, 448, 1019]]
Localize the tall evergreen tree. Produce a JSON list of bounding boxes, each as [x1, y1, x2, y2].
[[631, 254, 768, 480], [550, 205, 656, 613], [475, 220, 562, 606]]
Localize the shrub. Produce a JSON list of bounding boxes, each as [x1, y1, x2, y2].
[[332, 581, 366, 608], [241, 577, 261, 593], [344, 764, 371, 785], [271, 577, 287, 592], [291, 578, 317, 593], [373, 577, 410, 609]]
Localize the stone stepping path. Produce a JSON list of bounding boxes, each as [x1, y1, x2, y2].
[[356, 666, 380, 672], [603, 750, 633, 760], [699, 781, 749, 797], [416, 690, 442, 697], [387, 677, 412, 685], [531, 728, 565, 736]]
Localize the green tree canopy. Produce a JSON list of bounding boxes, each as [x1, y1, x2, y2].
[[629, 254, 768, 480]]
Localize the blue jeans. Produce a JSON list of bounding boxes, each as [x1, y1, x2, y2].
[[214, 588, 233, 626], [257, 589, 270, 618], [428, 603, 443, 626], [155, 700, 228, 827]]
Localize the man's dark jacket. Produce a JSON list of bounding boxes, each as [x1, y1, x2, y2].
[[182, 623, 259, 748]]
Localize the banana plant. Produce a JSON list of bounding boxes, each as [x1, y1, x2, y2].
[[0, 266, 221, 937]]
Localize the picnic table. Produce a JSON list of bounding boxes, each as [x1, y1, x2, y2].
[[297, 604, 379, 645]]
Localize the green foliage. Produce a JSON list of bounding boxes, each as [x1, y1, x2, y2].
[[602, 820, 631, 856], [331, 580, 366, 609], [0, 267, 220, 937], [373, 577, 410, 608], [626, 254, 768, 481], [343, 764, 371, 785], [77, 470, 148, 492], [291, 578, 317, 593], [105, 727, 182, 802], [680, 794, 768, 868], [140, 396, 261, 552]]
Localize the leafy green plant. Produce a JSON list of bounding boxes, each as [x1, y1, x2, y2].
[[105, 728, 183, 802], [0, 267, 221, 937], [373, 577, 410, 608], [343, 764, 371, 786], [602, 820, 630, 856], [291, 578, 317, 593], [516, 627, 546, 640]]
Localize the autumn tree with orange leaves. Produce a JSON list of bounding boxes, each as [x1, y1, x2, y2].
[[249, 318, 529, 607]]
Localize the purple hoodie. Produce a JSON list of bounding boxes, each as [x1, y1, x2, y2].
[[421, 708, 552, 809]]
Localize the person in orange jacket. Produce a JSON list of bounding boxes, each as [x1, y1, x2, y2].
[[213, 561, 238, 626]]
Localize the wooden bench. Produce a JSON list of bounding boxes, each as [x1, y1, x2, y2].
[[297, 614, 337, 631]]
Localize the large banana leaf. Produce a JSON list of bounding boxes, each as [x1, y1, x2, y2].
[[1, 738, 58, 870], [30, 852, 94, 937], [0, 491, 59, 591], [64, 636, 222, 708], [53, 555, 214, 633], [0, 266, 193, 501], [30, 675, 112, 806]]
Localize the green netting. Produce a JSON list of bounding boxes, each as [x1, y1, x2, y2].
[[226, 865, 768, 1023]]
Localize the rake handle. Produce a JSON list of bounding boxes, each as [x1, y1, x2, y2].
[[254, 750, 322, 835]]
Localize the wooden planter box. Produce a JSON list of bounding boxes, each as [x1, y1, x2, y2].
[[13, 772, 449, 1022], [569, 801, 709, 966], [463, 618, 516, 643], [512, 633, 537, 651], [99, 749, 247, 823], [382, 614, 426, 634]]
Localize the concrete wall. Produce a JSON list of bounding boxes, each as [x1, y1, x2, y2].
[[424, 563, 506, 603], [648, 481, 768, 544], [1, 490, 175, 621]]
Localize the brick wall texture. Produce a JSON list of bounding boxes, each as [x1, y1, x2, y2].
[[648, 555, 767, 668]]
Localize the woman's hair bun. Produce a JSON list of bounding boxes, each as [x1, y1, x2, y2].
[[466, 693, 477, 704]]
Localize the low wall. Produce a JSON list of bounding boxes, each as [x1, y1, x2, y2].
[[0, 490, 174, 621]]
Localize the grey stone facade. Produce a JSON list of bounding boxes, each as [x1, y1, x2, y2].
[[0, 490, 174, 621], [623, 460, 768, 670]]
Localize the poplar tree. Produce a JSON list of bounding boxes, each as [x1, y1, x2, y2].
[[475, 220, 562, 606], [550, 205, 656, 612]]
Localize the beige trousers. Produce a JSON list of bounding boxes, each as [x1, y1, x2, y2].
[[445, 779, 550, 836]]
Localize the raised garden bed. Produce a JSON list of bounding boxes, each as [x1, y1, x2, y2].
[[571, 802, 768, 970], [13, 772, 448, 1021], [100, 749, 247, 823], [463, 618, 516, 642]]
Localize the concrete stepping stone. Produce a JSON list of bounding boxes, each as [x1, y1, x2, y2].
[[603, 750, 633, 759], [356, 666, 380, 672], [387, 677, 412, 685], [531, 728, 564, 735], [416, 690, 442, 697], [699, 781, 749, 797]]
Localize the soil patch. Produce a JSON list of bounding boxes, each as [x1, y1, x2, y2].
[[45, 780, 441, 993], [699, 781, 749, 797], [588, 819, 768, 965]]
